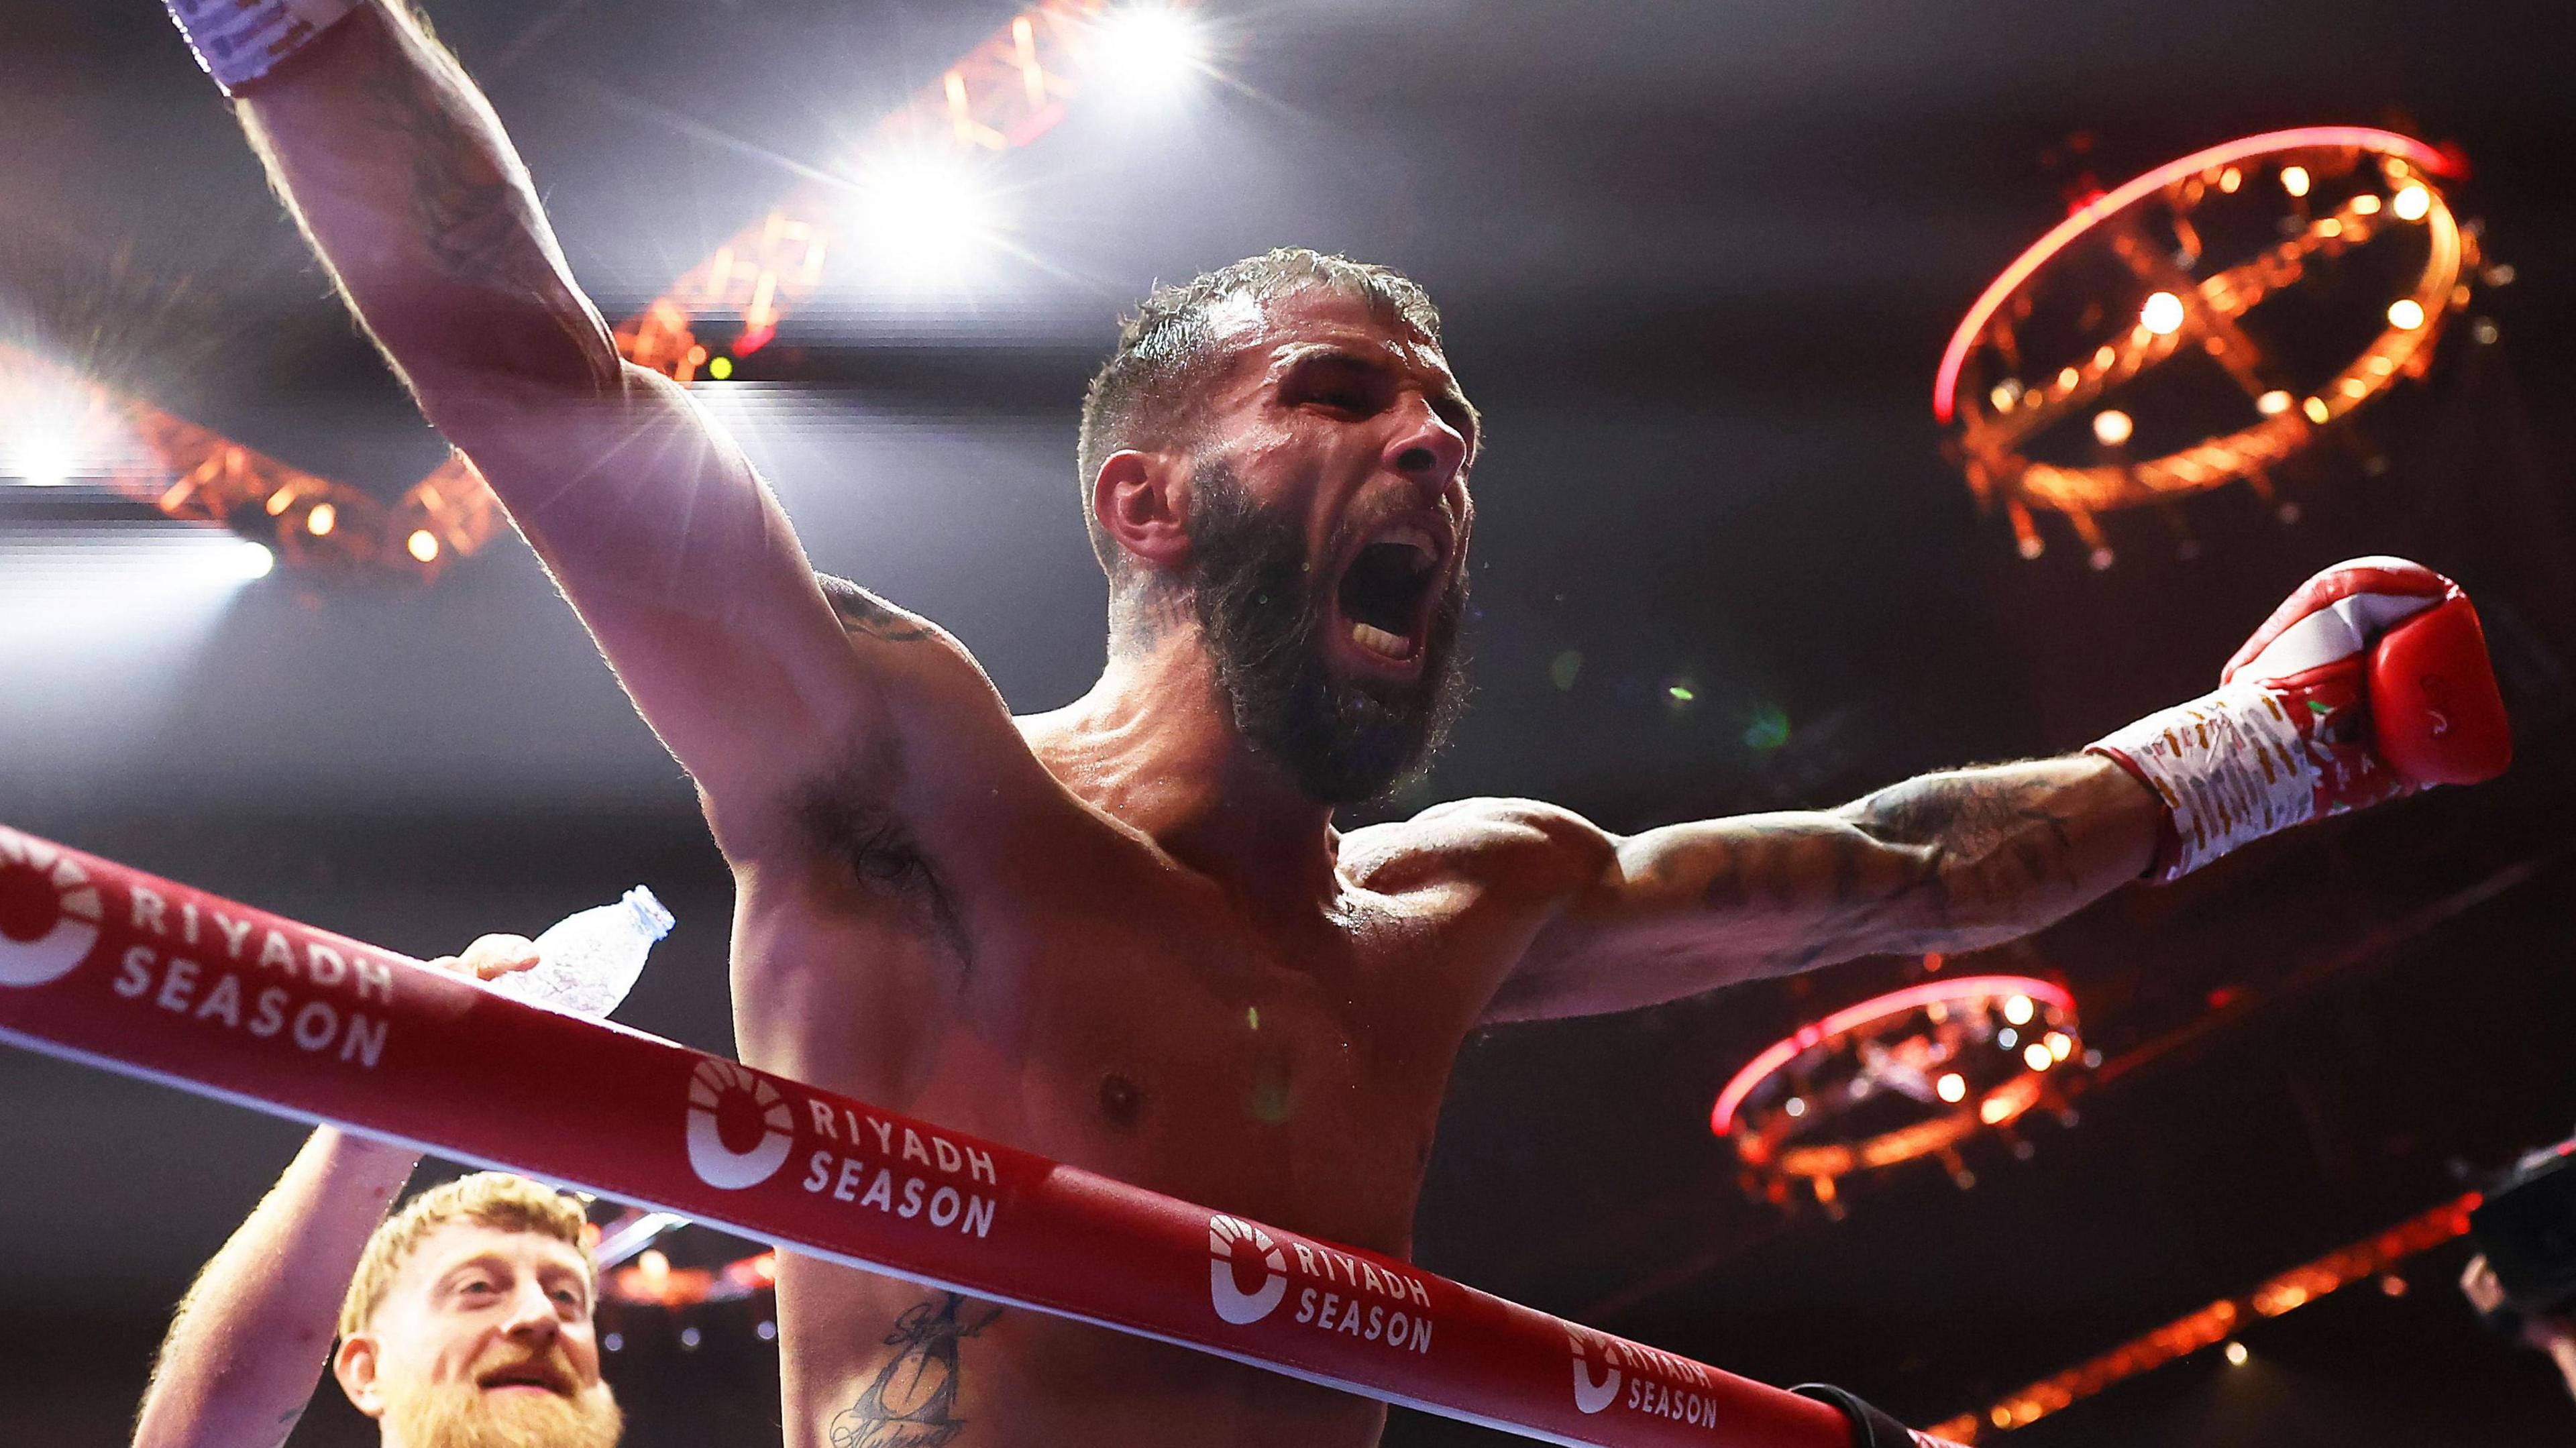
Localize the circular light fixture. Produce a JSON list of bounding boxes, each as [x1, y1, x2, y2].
[[1934, 128, 2475, 564], [1713, 974, 2088, 1206]]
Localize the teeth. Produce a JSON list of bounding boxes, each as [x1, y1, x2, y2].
[[1352, 622, 1411, 659], [1378, 526, 1438, 573]]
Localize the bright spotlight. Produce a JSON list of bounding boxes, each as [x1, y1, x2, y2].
[[1089, 5, 1210, 103], [2280, 165, 2310, 199], [2023, 1042, 2053, 1071], [2139, 291, 2186, 336], [2223, 1340, 2249, 1367], [2092, 409, 2134, 447], [2002, 994, 2035, 1026], [2257, 389, 2293, 416], [2392, 183, 2431, 221], [407, 529, 441, 563], [2044, 1030, 2073, 1062], [2387, 298, 2426, 330], [1936, 1072, 1967, 1104], [839, 148, 1010, 288], [3, 390, 96, 486], [0, 523, 280, 653], [306, 502, 337, 537]]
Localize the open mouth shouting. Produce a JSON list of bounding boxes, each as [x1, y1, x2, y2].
[[476, 1359, 575, 1398], [1332, 520, 1450, 672]]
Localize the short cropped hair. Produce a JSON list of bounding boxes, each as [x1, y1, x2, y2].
[[1075, 247, 1446, 577], [339, 1173, 594, 1338]]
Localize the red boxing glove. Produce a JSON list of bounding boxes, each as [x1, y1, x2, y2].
[[2090, 557, 2511, 881]]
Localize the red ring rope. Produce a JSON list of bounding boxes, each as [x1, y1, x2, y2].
[[0, 823, 1901, 1447]]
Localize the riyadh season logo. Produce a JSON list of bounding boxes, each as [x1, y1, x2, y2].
[[685, 1058, 796, 1190], [0, 830, 104, 990], [1570, 1332, 1622, 1415], [1208, 1214, 1289, 1325]]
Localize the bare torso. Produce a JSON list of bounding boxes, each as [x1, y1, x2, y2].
[[731, 716, 1568, 1448], [210, 15, 2166, 1445]]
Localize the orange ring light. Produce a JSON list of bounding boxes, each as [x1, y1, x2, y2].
[[1932, 127, 2457, 423], [1709, 974, 2074, 1135], [1933, 127, 2471, 564]]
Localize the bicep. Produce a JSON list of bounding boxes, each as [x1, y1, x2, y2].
[[458, 368, 1030, 852], [451, 367, 871, 805]]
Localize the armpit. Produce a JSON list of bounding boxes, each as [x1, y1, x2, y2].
[[793, 758, 974, 970], [816, 573, 934, 645]]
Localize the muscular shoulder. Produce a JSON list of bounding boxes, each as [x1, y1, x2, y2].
[[718, 576, 1046, 868], [1342, 797, 1615, 896]]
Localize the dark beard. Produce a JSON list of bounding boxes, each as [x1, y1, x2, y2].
[[1187, 462, 1470, 806]]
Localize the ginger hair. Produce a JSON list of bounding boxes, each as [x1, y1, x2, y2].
[[339, 1172, 594, 1338]]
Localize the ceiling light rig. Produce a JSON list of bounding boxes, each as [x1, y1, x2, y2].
[[1926, 1192, 2479, 1439], [1712, 973, 2090, 1213], [1935, 127, 2480, 569], [0, 1, 1205, 583]]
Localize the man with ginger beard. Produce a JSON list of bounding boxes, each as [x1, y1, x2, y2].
[[133, 943, 623, 1448]]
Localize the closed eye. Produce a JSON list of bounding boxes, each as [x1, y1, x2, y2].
[[1281, 355, 1393, 419]]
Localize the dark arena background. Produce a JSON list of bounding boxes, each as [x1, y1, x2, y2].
[[5, 1, 2576, 1444]]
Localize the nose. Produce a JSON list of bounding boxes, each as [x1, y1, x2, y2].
[[1385, 396, 1467, 502], [501, 1280, 563, 1343]]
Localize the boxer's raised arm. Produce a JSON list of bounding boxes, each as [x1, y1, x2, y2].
[[132, 1131, 417, 1448], [225, 5, 980, 835], [1481, 757, 2158, 1023]]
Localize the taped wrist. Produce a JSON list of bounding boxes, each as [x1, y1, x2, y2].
[[162, 0, 359, 95], [2088, 681, 2316, 881]]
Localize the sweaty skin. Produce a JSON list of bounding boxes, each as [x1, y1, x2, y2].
[[224, 8, 2158, 1445]]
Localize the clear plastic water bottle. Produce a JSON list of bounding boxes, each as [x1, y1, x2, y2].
[[483, 886, 674, 1019]]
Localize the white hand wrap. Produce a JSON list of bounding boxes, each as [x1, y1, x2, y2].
[[2089, 681, 2317, 879], [162, 0, 358, 95]]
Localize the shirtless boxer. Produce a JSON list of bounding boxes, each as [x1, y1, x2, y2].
[[162, 3, 2509, 1444]]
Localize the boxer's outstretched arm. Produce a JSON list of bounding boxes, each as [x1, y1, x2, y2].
[[1483, 756, 2158, 1022], [225, 5, 1006, 842]]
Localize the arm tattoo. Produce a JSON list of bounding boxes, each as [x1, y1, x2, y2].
[[1854, 767, 2080, 887], [1691, 768, 2086, 970], [818, 575, 932, 645], [350, 40, 559, 297], [323, 9, 610, 386], [826, 1292, 1002, 1448]]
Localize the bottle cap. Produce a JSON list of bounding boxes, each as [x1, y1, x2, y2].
[[622, 886, 676, 942]]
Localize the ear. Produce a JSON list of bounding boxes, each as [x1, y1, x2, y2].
[[1091, 449, 1193, 574], [333, 1333, 388, 1418]]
